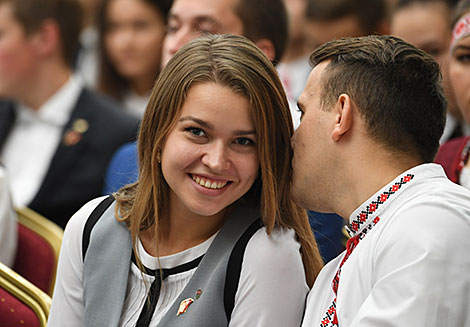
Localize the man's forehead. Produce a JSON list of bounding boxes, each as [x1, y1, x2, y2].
[[307, 63, 327, 90], [299, 62, 329, 106]]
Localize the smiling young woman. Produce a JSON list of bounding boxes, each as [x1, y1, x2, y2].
[[48, 34, 323, 327]]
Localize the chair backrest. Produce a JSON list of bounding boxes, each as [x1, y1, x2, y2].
[[0, 262, 51, 327], [13, 207, 63, 296]]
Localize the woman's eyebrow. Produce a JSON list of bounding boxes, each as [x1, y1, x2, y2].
[[179, 116, 256, 136], [179, 116, 212, 129]]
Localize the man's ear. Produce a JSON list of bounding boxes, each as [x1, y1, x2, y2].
[[254, 38, 276, 62], [331, 94, 354, 142], [30, 19, 61, 58]]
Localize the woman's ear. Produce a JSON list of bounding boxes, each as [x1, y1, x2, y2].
[[331, 94, 353, 142]]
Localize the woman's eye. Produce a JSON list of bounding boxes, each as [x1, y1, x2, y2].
[[185, 127, 206, 137], [235, 137, 255, 146]]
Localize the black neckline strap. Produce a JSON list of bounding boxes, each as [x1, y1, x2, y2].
[[133, 252, 204, 327], [131, 251, 204, 277], [224, 218, 263, 321], [82, 195, 115, 260]]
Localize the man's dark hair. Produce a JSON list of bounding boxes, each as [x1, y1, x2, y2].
[[310, 35, 446, 162], [235, 0, 288, 65], [306, 0, 387, 35], [1, 0, 84, 66]]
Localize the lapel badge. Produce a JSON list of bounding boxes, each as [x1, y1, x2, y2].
[[72, 118, 89, 133], [195, 289, 202, 300], [177, 298, 194, 316], [63, 118, 89, 146]]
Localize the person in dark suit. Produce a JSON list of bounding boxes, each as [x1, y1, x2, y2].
[[0, 0, 139, 228]]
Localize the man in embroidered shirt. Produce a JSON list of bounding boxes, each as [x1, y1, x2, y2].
[[0, 0, 139, 228], [292, 35, 470, 326]]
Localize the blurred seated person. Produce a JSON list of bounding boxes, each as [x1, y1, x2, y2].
[[435, 0, 470, 188], [0, 0, 139, 228], [96, 0, 171, 117], [391, 0, 469, 143], [0, 165, 16, 267]]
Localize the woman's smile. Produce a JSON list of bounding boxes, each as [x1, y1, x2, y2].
[[190, 173, 231, 190]]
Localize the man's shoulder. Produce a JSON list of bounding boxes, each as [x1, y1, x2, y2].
[[383, 176, 470, 240], [75, 88, 131, 118]]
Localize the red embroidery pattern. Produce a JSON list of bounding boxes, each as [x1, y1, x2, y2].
[[319, 173, 415, 327], [347, 174, 414, 234], [320, 301, 337, 327]]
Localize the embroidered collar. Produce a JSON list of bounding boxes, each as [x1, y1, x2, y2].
[[346, 171, 417, 237], [345, 163, 448, 238]]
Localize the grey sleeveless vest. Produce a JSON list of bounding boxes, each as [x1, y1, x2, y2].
[[82, 198, 261, 326]]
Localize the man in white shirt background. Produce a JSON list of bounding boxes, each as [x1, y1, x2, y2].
[[292, 35, 470, 326], [0, 0, 139, 228]]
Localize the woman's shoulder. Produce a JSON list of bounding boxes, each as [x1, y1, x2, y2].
[[244, 227, 302, 267], [63, 196, 110, 258], [65, 196, 109, 230]]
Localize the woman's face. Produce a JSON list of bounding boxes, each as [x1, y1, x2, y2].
[[161, 82, 260, 221], [390, 2, 461, 118], [104, 0, 165, 86], [391, 2, 451, 65], [450, 34, 470, 124]]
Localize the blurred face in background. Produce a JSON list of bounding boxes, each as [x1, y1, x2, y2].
[[391, 2, 451, 63], [283, 0, 308, 42], [449, 30, 470, 124], [391, 1, 459, 118], [161, 0, 244, 67], [304, 16, 366, 50], [104, 0, 166, 91], [0, 2, 38, 99]]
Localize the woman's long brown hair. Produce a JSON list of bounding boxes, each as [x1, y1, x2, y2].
[[115, 34, 323, 287]]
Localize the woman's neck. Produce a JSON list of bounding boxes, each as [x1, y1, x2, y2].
[[140, 205, 228, 257]]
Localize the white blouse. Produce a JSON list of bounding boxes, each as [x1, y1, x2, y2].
[[48, 197, 309, 326]]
